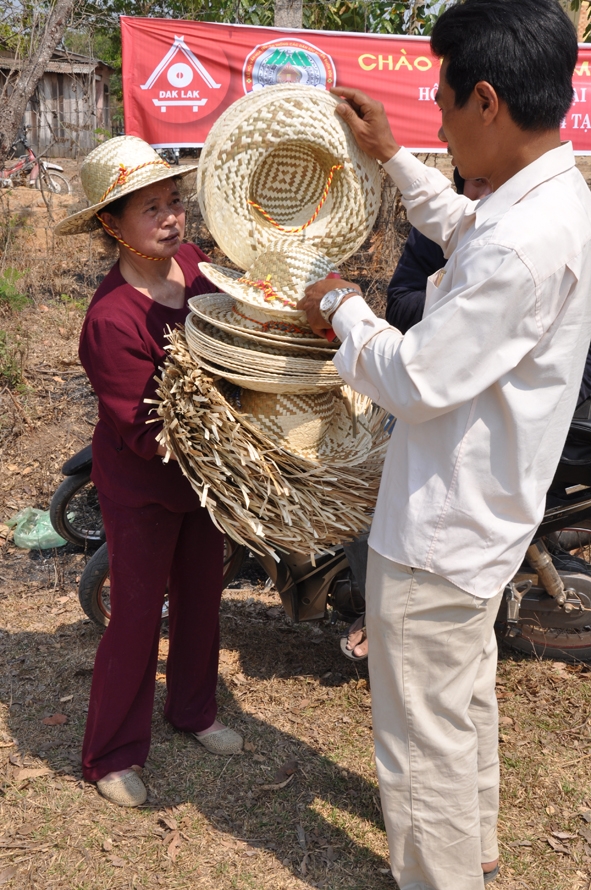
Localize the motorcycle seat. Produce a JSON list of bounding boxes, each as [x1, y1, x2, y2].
[[61, 443, 93, 476]]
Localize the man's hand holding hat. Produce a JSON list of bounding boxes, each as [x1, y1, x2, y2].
[[298, 87, 398, 337]]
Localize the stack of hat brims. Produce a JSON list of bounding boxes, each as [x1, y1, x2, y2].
[[156, 84, 388, 555], [155, 328, 389, 557]]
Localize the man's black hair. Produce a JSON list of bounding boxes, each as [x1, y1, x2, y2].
[[431, 0, 578, 131]]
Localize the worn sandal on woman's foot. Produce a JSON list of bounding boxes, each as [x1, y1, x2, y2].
[[340, 614, 368, 662], [483, 865, 500, 884], [97, 768, 147, 807], [193, 726, 243, 756]]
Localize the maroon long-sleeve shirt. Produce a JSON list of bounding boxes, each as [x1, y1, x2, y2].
[[79, 242, 213, 511]]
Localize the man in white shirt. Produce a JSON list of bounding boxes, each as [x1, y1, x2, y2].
[[299, 1, 591, 887]]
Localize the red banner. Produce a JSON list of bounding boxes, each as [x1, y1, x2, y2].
[[121, 17, 591, 154]]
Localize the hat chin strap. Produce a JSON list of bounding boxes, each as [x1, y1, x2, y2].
[[96, 213, 167, 262]]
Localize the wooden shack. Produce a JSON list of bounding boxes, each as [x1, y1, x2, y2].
[[0, 49, 113, 158]]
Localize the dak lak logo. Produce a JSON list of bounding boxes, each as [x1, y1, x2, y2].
[[243, 38, 336, 93], [140, 35, 223, 114]]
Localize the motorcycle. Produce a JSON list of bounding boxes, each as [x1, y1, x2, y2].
[[0, 128, 70, 194], [50, 401, 591, 661], [49, 446, 365, 629]]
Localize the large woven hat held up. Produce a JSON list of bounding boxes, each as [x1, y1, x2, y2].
[[197, 84, 381, 269], [55, 136, 198, 236]]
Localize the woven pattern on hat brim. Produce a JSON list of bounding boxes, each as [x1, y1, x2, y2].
[[188, 294, 337, 349], [197, 84, 381, 269], [55, 163, 198, 236], [153, 326, 388, 557], [185, 315, 342, 382], [198, 264, 306, 321]]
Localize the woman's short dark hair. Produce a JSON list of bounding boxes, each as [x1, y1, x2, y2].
[[431, 0, 578, 131]]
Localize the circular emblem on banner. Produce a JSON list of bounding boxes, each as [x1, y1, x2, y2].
[[167, 62, 194, 88], [243, 38, 336, 93]]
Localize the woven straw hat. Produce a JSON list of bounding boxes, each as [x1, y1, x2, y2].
[[188, 294, 337, 349], [196, 84, 381, 269], [199, 243, 338, 321], [55, 136, 198, 235]]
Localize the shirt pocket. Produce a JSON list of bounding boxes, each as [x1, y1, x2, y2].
[[425, 268, 449, 315]]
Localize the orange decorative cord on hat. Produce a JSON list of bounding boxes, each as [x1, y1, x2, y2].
[[236, 274, 298, 308], [231, 304, 308, 336], [247, 164, 343, 234], [98, 160, 171, 204], [96, 214, 168, 262]]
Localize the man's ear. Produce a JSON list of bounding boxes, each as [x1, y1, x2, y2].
[[474, 81, 499, 125]]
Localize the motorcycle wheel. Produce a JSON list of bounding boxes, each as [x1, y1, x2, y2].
[[499, 528, 591, 662], [35, 170, 70, 195], [49, 471, 104, 548], [78, 536, 246, 628]]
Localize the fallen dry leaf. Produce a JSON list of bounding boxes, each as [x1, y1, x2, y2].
[[0, 740, 14, 748], [499, 716, 514, 727], [547, 836, 571, 854], [552, 831, 577, 840], [243, 740, 256, 753], [42, 713, 68, 726], [59, 695, 73, 703], [109, 855, 125, 867], [102, 839, 113, 852], [273, 758, 298, 784], [257, 774, 295, 792], [13, 768, 52, 782], [0, 866, 17, 885], [167, 830, 182, 862], [160, 814, 178, 832]]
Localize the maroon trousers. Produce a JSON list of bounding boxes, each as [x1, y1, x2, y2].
[[82, 493, 224, 783]]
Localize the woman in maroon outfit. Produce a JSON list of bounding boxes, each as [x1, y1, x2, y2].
[[56, 136, 243, 807]]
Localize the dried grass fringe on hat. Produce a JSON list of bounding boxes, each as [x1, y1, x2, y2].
[[150, 327, 389, 559]]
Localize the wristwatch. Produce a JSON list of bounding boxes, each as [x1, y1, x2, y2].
[[319, 287, 360, 323]]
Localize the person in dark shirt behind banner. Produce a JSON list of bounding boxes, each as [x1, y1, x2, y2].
[[55, 136, 243, 809]]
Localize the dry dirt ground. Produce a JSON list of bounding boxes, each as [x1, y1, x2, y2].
[[2, 159, 591, 890]]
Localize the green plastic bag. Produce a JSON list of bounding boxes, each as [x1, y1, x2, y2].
[[6, 508, 67, 550]]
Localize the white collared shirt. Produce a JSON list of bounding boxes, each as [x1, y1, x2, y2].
[[332, 143, 591, 597]]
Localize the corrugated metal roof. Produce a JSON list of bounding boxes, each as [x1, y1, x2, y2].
[[0, 49, 113, 74]]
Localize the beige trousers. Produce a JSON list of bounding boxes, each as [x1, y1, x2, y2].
[[366, 549, 503, 890]]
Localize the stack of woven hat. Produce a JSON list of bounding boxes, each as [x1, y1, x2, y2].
[[155, 84, 388, 557]]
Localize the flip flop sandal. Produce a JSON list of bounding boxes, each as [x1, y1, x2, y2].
[[340, 614, 368, 662], [483, 865, 500, 884]]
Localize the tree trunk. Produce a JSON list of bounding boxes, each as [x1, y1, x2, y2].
[[274, 0, 303, 29], [0, 0, 76, 167]]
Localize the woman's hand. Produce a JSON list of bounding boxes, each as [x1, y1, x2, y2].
[[156, 441, 177, 461]]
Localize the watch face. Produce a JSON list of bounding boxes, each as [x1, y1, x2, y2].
[[321, 290, 338, 311]]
